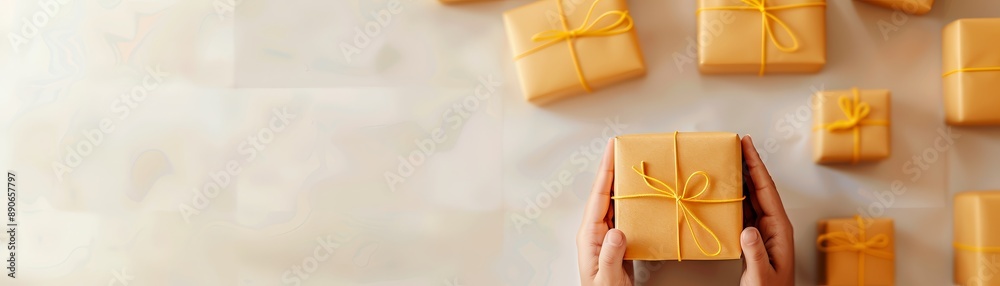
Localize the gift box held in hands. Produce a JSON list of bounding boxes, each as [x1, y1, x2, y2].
[[817, 215, 895, 286], [503, 0, 646, 104], [813, 88, 891, 164], [696, 0, 827, 75], [954, 191, 1000, 286], [943, 18, 1000, 126], [612, 132, 744, 261]]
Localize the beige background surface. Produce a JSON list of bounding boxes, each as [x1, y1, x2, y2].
[[2, 0, 1000, 285]]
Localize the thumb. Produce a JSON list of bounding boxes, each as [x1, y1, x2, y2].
[[598, 229, 627, 272], [741, 227, 772, 282]]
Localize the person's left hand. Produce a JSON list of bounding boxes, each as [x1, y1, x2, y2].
[[577, 138, 633, 286]]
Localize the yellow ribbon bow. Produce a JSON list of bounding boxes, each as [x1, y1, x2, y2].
[[696, 0, 826, 76], [513, 0, 635, 92], [815, 88, 888, 164], [611, 131, 746, 261], [817, 215, 894, 286]]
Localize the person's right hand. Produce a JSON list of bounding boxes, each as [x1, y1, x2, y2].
[[739, 135, 795, 286]]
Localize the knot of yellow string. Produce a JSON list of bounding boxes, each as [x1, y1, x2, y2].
[[814, 88, 888, 164], [513, 0, 634, 93], [696, 0, 826, 75], [817, 215, 894, 286], [611, 131, 745, 261]]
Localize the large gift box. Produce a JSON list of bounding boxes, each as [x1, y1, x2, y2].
[[858, 0, 933, 15], [943, 18, 1000, 126], [817, 215, 895, 286], [612, 132, 744, 261], [503, 0, 646, 104], [954, 191, 1000, 286], [813, 88, 891, 164], [696, 0, 827, 75]]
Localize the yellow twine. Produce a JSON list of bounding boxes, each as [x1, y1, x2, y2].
[[943, 67, 1000, 78], [817, 215, 894, 286], [954, 242, 1000, 253], [513, 0, 635, 92], [611, 131, 745, 261], [695, 0, 826, 76], [814, 88, 888, 164]]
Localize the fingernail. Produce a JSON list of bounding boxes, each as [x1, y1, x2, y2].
[[607, 230, 624, 246], [742, 227, 760, 245]]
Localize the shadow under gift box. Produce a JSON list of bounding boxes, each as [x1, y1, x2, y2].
[[613, 132, 743, 261], [502, 0, 646, 105], [943, 18, 1000, 126], [954, 191, 1000, 286]]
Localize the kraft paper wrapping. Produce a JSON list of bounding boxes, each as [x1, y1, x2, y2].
[[813, 89, 891, 164], [818, 217, 895, 286], [943, 19, 1000, 126], [697, 0, 826, 74], [503, 0, 646, 105], [954, 191, 1000, 286], [613, 132, 743, 261], [858, 0, 933, 15]]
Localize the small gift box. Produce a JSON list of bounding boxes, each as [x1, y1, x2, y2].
[[612, 132, 744, 261], [696, 0, 827, 75], [817, 215, 895, 286], [857, 0, 933, 15], [503, 0, 646, 104], [943, 18, 1000, 126], [954, 191, 1000, 286], [813, 88, 891, 164]]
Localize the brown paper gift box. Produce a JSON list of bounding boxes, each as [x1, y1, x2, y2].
[[613, 132, 743, 261], [857, 0, 933, 15], [697, 0, 826, 74], [943, 19, 1000, 126], [954, 191, 1000, 286], [813, 89, 891, 164], [503, 0, 646, 105], [817, 216, 895, 286]]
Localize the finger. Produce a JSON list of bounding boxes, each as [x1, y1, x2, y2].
[[741, 227, 773, 281], [598, 229, 627, 272], [582, 138, 616, 228], [741, 135, 787, 219]]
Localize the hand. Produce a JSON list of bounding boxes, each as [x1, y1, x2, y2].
[[739, 135, 795, 286], [577, 139, 632, 286]]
